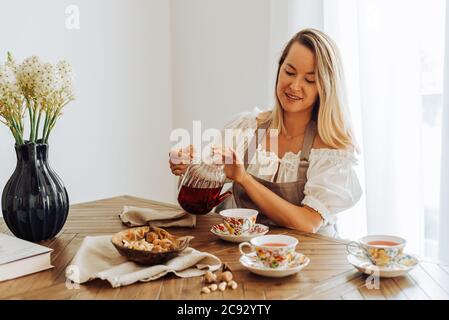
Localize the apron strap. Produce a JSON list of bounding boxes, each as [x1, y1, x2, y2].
[[243, 120, 271, 170], [297, 120, 317, 181]]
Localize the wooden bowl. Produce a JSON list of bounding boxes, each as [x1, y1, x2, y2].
[[111, 226, 193, 265]]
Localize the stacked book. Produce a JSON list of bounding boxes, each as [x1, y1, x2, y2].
[[0, 233, 53, 282]]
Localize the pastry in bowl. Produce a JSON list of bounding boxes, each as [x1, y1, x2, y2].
[[111, 226, 193, 265]]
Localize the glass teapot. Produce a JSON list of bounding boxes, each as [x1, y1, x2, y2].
[[177, 159, 231, 215]]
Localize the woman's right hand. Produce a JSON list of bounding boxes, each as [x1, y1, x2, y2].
[[168, 145, 195, 176]]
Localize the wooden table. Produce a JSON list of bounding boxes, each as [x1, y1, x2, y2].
[[1, 195, 448, 300]]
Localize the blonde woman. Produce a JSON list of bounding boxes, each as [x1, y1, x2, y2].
[[169, 29, 362, 237]]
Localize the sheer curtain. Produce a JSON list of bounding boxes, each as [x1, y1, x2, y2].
[[321, 0, 447, 257], [439, 0, 449, 264]]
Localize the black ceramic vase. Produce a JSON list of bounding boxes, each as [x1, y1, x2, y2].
[[1, 141, 69, 242]]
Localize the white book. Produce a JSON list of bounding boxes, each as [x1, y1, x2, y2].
[[0, 233, 54, 282]]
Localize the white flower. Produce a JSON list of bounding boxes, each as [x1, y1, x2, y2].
[[16, 56, 56, 101], [48, 60, 75, 109], [0, 60, 22, 110], [1, 52, 75, 144]]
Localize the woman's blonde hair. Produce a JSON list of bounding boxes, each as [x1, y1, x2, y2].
[[259, 28, 357, 151]]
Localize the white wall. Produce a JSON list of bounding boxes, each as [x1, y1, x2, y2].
[[0, 0, 174, 205], [170, 0, 273, 140]]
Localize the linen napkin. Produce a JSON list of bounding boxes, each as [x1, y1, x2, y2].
[[65, 235, 222, 288], [119, 205, 196, 228]]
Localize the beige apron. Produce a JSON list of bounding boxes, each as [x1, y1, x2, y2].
[[215, 119, 338, 237]]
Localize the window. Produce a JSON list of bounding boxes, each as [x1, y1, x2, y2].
[[420, 0, 446, 258]]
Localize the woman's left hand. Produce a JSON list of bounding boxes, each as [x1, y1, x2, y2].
[[212, 146, 248, 184]]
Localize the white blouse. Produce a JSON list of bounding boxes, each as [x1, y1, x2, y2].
[[221, 107, 363, 237]]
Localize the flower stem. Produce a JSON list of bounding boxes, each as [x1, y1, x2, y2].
[[31, 100, 39, 142], [35, 110, 42, 142], [10, 118, 24, 145], [27, 98, 37, 143], [42, 113, 49, 142], [44, 113, 57, 143]]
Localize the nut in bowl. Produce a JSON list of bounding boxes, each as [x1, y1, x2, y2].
[[111, 226, 194, 265]]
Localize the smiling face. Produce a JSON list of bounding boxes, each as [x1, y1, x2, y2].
[[276, 42, 319, 114]]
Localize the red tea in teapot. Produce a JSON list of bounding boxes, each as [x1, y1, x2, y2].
[[177, 185, 231, 215], [177, 161, 231, 215]]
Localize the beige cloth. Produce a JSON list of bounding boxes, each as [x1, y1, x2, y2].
[[65, 235, 222, 288], [119, 206, 196, 228]]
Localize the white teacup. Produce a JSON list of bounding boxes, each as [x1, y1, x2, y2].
[[219, 208, 258, 236], [239, 235, 298, 268], [346, 235, 406, 266]]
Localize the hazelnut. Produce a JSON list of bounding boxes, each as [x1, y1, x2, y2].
[[218, 281, 227, 292], [219, 271, 233, 282], [201, 286, 211, 294], [204, 271, 217, 284], [208, 283, 218, 292], [228, 280, 238, 290]]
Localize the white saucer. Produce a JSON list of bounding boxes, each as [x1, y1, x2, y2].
[[210, 223, 269, 243], [347, 253, 419, 278], [239, 252, 310, 278]]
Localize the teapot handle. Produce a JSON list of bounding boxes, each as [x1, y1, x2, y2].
[[217, 190, 232, 204]]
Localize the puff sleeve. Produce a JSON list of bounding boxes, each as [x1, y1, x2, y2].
[[301, 149, 363, 227]]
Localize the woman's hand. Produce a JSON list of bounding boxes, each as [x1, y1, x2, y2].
[[169, 145, 195, 176], [212, 146, 248, 184]]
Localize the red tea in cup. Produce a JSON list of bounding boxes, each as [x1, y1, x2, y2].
[[262, 243, 288, 247], [367, 241, 399, 246]]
